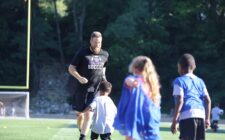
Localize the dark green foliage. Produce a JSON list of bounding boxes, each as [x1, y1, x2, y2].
[[1, 0, 225, 111]]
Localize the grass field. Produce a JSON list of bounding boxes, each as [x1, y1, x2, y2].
[[0, 119, 225, 140]]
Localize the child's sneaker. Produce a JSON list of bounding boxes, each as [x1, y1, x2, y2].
[[79, 134, 86, 140]]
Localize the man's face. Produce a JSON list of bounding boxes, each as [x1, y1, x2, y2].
[[90, 37, 102, 54]]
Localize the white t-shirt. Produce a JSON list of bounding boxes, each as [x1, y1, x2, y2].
[[211, 106, 224, 121], [89, 96, 117, 134]]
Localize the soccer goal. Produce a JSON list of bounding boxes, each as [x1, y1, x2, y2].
[[0, 92, 29, 118]]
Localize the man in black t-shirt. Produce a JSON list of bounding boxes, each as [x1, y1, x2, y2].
[[68, 31, 108, 140]]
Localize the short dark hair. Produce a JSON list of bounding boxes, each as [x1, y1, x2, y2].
[[99, 81, 112, 93], [178, 53, 196, 71], [91, 31, 102, 39]]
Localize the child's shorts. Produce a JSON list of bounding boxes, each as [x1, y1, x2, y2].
[[91, 131, 111, 140], [179, 118, 205, 140]]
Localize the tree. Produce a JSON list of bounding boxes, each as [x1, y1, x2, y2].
[[52, 0, 65, 67]]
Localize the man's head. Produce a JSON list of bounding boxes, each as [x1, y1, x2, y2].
[[90, 31, 102, 54], [99, 81, 112, 95], [178, 53, 196, 75]]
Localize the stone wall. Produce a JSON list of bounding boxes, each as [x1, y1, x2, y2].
[[30, 63, 72, 115]]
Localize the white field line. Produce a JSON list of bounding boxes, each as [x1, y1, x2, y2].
[[50, 121, 79, 140]]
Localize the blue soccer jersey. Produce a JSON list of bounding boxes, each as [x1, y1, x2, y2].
[[173, 73, 209, 120]]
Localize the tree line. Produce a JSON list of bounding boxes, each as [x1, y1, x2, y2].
[[0, 0, 225, 112]]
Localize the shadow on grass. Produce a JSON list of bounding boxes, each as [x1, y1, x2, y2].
[[206, 129, 225, 134], [160, 127, 171, 132], [160, 126, 225, 135], [67, 124, 78, 128]]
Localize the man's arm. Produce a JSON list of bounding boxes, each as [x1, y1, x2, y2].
[[204, 93, 211, 128], [171, 95, 183, 134], [68, 64, 88, 84]]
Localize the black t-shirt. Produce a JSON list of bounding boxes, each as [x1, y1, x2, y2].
[[71, 47, 109, 93]]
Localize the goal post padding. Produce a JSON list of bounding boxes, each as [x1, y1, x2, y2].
[[0, 92, 29, 118]]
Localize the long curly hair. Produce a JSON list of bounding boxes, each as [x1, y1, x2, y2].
[[129, 56, 161, 105]]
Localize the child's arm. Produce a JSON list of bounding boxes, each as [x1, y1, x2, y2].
[[76, 106, 92, 117], [204, 94, 211, 128], [220, 109, 224, 115], [81, 106, 92, 113], [125, 77, 138, 87], [171, 95, 183, 134], [80, 99, 97, 115]]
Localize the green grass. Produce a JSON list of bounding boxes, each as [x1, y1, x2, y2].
[[0, 119, 224, 140]]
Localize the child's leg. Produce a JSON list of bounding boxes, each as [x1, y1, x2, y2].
[[211, 120, 217, 131], [100, 133, 111, 140], [91, 131, 99, 140], [81, 110, 94, 135]]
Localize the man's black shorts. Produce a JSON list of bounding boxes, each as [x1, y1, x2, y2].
[[72, 90, 95, 112], [179, 118, 205, 140]]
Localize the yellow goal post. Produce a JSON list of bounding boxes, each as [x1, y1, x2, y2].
[[0, 0, 31, 90]]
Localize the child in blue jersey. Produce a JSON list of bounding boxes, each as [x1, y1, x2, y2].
[[171, 53, 211, 140], [114, 56, 161, 140]]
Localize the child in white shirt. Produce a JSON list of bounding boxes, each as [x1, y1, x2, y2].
[[211, 104, 224, 132], [82, 81, 117, 140]]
